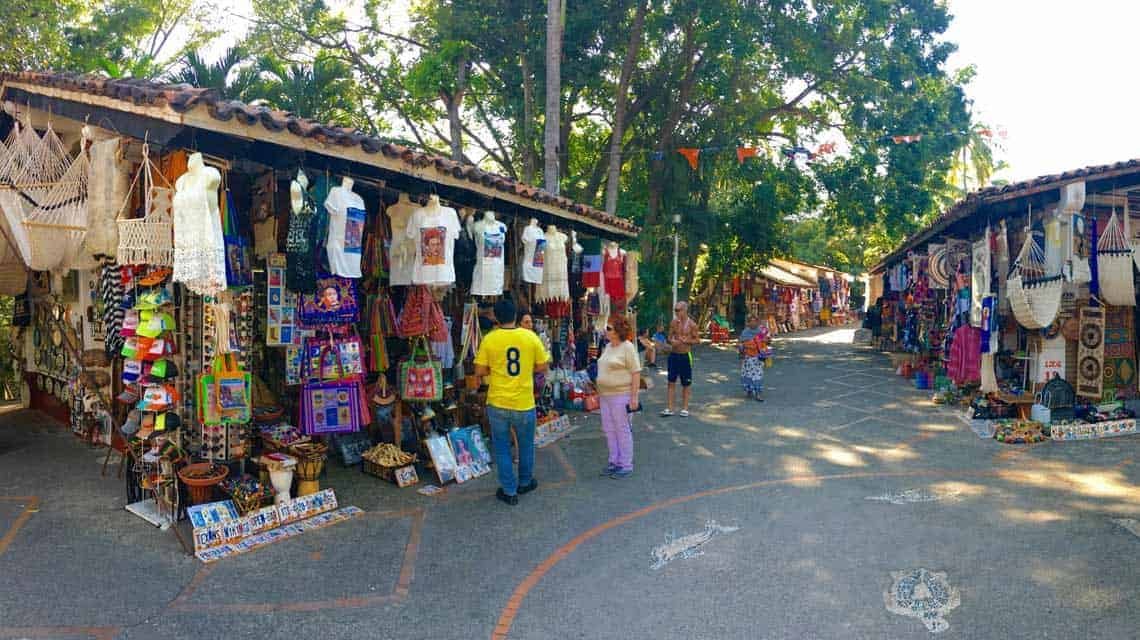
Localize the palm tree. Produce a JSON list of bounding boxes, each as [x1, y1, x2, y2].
[[936, 122, 1008, 208], [245, 54, 361, 126], [169, 45, 255, 99]]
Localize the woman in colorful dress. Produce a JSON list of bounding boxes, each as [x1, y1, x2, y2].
[[738, 314, 769, 401]]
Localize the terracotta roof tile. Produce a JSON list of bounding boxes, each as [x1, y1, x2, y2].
[[1, 71, 638, 234]]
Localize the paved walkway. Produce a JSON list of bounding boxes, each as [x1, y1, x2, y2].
[[1, 327, 1139, 639]]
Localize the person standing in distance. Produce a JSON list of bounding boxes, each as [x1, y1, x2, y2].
[[662, 301, 699, 417], [475, 299, 551, 505]]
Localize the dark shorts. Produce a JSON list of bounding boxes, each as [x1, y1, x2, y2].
[[667, 352, 693, 386]]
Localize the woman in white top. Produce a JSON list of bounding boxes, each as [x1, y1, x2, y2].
[[595, 315, 641, 478]]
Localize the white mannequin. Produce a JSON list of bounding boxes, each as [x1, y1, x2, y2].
[[387, 193, 418, 286], [323, 176, 365, 278], [172, 152, 226, 295], [472, 210, 506, 296], [290, 170, 309, 214], [571, 230, 582, 255], [521, 218, 546, 284], [537, 224, 569, 303]]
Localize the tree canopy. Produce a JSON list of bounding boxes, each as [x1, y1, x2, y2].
[[4, 0, 1002, 319]]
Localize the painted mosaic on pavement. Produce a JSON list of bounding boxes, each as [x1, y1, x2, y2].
[[884, 568, 961, 633]]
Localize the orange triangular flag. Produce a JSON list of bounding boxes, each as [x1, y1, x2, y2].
[[736, 147, 758, 164], [678, 148, 700, 170]]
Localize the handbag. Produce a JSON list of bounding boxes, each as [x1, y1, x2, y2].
[[298, 272, 359, 326], [299, 344, 363, 435], [399, 336, 443, 402], [397, 285, 447, 341], [222, 190, 253, 288], [303, 331, 364, 383], [197, 353, 252, 426]]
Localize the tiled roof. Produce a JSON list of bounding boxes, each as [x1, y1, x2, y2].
[[760, 264, 815, 288], [872, 158, 1140, 273], [0, 71, 638, 235]]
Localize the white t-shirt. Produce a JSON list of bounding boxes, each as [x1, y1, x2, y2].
[[323, 186, 365, 278], [386, 198, 417, 286], [471, 218, 507, 296], [521, 224, 546, 284], [406, 203, 461, 285]]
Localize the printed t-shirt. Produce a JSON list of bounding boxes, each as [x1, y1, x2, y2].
[[521, 224, 546, 284], [323, 186, 365, 278], [471, 219, 507, 296], [406, 204, 461, 285], [595, 340, 641, 395], [386, 199, 417, 286], [475, 327, 550, 411]]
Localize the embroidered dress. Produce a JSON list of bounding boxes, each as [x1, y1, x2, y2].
[[536, 229, 569, 302], [171, 155, 227, 296]]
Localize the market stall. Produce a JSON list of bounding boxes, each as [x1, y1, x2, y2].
[[0, 72, 640, 554], [873, 160, 1140, 446]]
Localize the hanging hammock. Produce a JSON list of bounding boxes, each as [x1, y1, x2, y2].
[[1007, 214, 1063, 329], [116, 143, 175, 266], [0, 121, 90, 272], [1096, 210, 1134, 306]]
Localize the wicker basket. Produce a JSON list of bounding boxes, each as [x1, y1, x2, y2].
[[362, 456, 417, 484], [229, 491, 270, 516]]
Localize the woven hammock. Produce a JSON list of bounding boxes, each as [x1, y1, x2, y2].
[[1007, 221, 1062, 330], [116, 144, 174, 266], [0, 121, 90, 272], [1097, 211, 1135, 306]]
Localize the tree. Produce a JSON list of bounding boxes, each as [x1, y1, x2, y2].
[[603, 0, 648, 214], [543, 0, 563, 193], [0, 0, 83, 72], [169, 46, 254, 97]]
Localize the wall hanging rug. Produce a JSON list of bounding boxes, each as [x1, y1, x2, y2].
[[971, 231, 991, 327], [116, 143, 175, 266], [946, 239, 971, 288], [1095, 211, 1135, 306], [1007, 225, 1062, 330], [927, 243, 949, 288], [1076, 306, 1105, 399], [1102, 306, 1135, 391]]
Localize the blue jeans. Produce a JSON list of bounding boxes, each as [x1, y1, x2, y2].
[[486, 406, 536, 496]]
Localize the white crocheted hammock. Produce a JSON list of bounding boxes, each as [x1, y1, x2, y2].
[[116, 144, 174, 266], [1097, 211, 1135, 306], [0, 120, 90, 272], [1007, 214, 1062, 329]]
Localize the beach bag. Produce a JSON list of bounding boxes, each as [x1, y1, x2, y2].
[[299, 343, 364, 435], [397, 285, 447, 340], [399, 336, 443, 402], [197, 353, 252, 425], [222, 191, 253, 288]]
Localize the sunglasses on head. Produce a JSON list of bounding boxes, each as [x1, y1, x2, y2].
[[606, 326, 614, 331]]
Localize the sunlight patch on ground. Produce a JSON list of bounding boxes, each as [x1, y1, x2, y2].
[[928, 481, 988, 498], [812, 443, 867, 467], [851, 443, 921, 462], [778, 455, 821, 486], [779, 328, 856, 344], [772, 426, 810, 439], [1000, 508, 1070, 524], [998, 461, 1140, 502]]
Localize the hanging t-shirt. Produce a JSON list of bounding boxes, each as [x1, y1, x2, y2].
[[386, 197, 417, 286], [521, 224, 546, 284], [323, 186, 365, 278], [406, 203, 461, 286], [471, 219, 507, 296]]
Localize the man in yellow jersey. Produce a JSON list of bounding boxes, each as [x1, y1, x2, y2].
[[474, 299, 551, 505]]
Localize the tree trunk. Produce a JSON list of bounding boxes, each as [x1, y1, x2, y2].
[[604, 0, 648, 214], [521, 54, 537, 185], [446, 57, 469, 162], [543, 0, 563, 194]]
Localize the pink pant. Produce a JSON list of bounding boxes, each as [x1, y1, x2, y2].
[[599, 393, 634, 470]]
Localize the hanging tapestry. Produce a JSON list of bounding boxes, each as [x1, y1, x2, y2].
[[971, 232, 990, 327], [1102, 306, 1135, 391], [1076, 306, 1105, 399], [927, 243, 949, 289], [946, 239, 971, 290]]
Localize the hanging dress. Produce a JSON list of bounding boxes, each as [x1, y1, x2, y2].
[[171, 157, 227, 296], [285, 189, 318, 293], [537, 229, 569, 302]]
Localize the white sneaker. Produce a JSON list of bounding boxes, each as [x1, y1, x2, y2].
[[679, 409, 690, 417], [660, 409, 674, 417]]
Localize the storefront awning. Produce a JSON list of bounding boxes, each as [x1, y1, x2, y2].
[[0, 72, 639, 240], [761, 264, 815, 288]]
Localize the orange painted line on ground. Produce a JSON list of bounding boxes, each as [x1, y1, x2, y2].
[[0, 626, 120, 640], [0, 496, 39, 557], [489, 469, 998, 640], [168, 508, 424, 614]]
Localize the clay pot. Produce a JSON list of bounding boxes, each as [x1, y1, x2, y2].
[[177, 463, 229, 505]]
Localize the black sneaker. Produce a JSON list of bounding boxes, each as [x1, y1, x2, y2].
[[518, 479, 538, 495], [496, 488, 518, 505]]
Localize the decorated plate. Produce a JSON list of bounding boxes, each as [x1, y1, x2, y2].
[[928, 245, 950, 288]]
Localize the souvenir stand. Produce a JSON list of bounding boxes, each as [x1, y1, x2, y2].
[[0, 72, 639, 552], [873, 168, 1140, 447]]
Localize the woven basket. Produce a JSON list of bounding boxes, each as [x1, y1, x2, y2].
[[116, 145, 174, 266]]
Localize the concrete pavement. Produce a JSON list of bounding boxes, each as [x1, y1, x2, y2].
[[1, 326, 1138, 639]]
